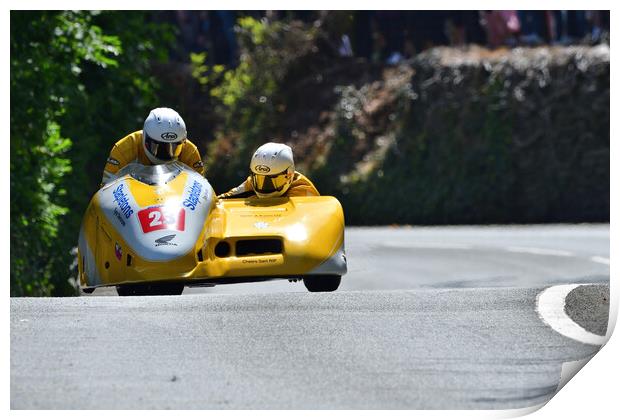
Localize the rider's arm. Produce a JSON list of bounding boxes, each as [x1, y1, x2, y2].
[[217, 176, 253, 199], [101, 152, 124, 186], [286, 173, 320, 197], [287, 184, 320, 197], [178, 139, 205, 177], [101, 133, 138, 186]]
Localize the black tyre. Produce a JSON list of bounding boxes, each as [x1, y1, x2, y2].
[[303, 275, 341, 292], [80, 287, 96, 295], [116, 285, 148, 296], [116, 284, 184, 296], [150, 284, 184, 295]]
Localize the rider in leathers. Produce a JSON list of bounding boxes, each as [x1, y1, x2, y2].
[[218, 142, 319, 199], [101, 107, 204, 186]]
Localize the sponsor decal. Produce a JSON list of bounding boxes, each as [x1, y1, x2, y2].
[[254, 164, 270, 173], [254, 221, 269, 229], [183, 180, 203, 210], [155, 234, 178, 247], [112, 184, 134, 219], [242, 258, 277, 264], [193, 161, 204, 169], [113, 208, 126, 226], [161, 132, 178, 140], [138, 206, 186, 234], [106, 157, 120, 165], [240, 213, 283, 218], [114, 243, 122, 261]]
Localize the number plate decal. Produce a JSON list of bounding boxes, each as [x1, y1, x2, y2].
[[138, 206, 186, 233]]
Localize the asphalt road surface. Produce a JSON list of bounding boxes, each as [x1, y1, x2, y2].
[[11, 225, 610, 409]]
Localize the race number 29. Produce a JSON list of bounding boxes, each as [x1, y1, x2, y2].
[[138, 206, 186, 233]]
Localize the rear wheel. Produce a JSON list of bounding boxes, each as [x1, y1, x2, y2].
[[303, 275, 341, 292], [116, 284, 184, 296]]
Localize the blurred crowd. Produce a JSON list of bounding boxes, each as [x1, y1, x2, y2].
[[166, 10, 611, 66]]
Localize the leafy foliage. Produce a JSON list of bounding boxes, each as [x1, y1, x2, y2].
[[10, 11, 173, 296], [194, 17, 324, 190]]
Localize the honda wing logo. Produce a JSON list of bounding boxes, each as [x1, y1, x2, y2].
[[155, 234, 178, 247], [254, 165, 271, 173]]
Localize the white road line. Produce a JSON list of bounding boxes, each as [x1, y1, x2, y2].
[[382, 242, 472, 250], [536, 284, 607, 346], [505, 246, 574, 257], [590, 256, 610, 265]]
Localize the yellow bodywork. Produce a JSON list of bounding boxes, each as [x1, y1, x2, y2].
[[78, 175, 345, 288]]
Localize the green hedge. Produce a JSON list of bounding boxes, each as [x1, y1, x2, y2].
[[336, 46, 610, 224]]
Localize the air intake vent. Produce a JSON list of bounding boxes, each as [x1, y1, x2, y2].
[[236, 239, 283, 256], [214, 241, 231, 258]]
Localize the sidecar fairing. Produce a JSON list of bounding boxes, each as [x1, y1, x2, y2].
[[77, 162, 346, 295]]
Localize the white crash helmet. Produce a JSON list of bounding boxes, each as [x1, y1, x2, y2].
[[142, 107, 187, 164], [250, 142, 295, 198]]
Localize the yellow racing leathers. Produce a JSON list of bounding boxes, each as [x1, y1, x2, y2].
[[218, 171, 319, 199], [101, 130, 205, 185]]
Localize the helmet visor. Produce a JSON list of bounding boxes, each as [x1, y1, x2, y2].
[[251, 171, 291, 195], [144, 134, 184, 161]]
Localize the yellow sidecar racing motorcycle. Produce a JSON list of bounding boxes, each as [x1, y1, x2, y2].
[[77, 162, 347, 295]]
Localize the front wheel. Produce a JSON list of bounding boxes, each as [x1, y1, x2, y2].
[[116, 284, 184, 296], [303, 275, 341, 292]]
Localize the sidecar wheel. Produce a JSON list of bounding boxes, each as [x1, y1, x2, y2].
[[116, 284, 184, 296], [303, 275, 341, 292], [150, 284, 185, 295], [116, 285, 143, 296]]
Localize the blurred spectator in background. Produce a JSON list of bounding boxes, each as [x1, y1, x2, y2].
[[443, 11, 487, 46], [176, 11, 202, 53], [551, 10, 587, 44], [352, 11, 374, 60], [480, 11, 521, 48], [586, 10, 610, 43], [338, 34, 354, 57], [376, 11, 406, 63], [518, 11, 548, 45], [176, 10, 239, 66], [407, 11, 450, 53], [586, 11, 603, 42], [595, 10, 610, 40], [212, 11, 238, 66], [171, 10, 610, 67]]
